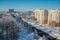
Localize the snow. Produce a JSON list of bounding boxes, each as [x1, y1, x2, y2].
[[18, 28, 34, 40], [18, 25, 42, 40], [21, 18, 60, 40]]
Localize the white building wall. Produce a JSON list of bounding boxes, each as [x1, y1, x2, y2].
[[48, 9, 60, 26], [34, 9, 48, 24]]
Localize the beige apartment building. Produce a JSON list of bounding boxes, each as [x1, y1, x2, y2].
[[33, 9, 60, 27], [48, 9, 60, 26], [33, 9, 48, 24]]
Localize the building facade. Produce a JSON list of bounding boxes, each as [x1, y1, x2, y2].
[[48, 9, 60, 26], [34, 9, 60, 27], [33, 9, 48, 24]]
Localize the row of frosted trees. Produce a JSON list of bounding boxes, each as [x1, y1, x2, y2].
[[0, 15, 19, 40]]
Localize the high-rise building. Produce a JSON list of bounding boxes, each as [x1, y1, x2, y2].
[[33, 9, 48, 24], [48, 9, 60, 26], [9, 9, 14, 13], [34, 9, 60, 27]]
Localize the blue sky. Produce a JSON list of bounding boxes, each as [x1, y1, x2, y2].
[[0, 0, 60, 11]]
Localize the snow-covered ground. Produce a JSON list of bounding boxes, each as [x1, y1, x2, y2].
[[18, 28, 42, 40], [18, 28, 34, 40], [22, 18, 60, 40]]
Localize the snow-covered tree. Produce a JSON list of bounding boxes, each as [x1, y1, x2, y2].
[[0, 16, 19, 40]]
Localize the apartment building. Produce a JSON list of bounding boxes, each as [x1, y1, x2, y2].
[[33, 9, 48, 24], [48, 9, 60, 26]]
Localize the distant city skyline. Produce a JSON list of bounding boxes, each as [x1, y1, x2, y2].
[[0, 0, 60, 11]]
